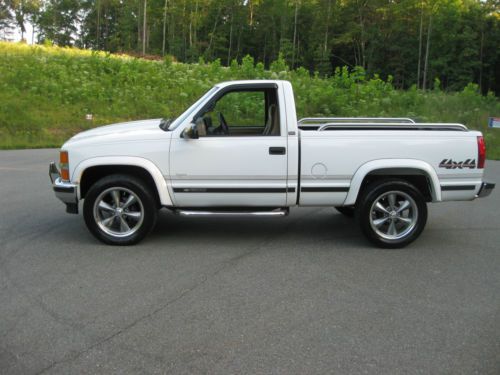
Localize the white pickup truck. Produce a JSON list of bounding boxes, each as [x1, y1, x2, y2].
[[49, 80, 495, 248]]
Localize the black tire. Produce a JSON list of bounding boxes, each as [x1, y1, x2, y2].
[[83, 174, 158, 245], [335, 206, 355, 217], [356, 179, 427, 249]]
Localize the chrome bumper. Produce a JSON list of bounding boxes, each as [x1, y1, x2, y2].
[[477, 181, 495, 198], [49, 162, 79, 214]]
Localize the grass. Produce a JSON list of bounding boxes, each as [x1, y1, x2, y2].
[[0, 41, 499, 158]]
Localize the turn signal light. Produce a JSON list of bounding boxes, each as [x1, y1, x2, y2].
[[60, 150, 69, 164], [59, 151, 70, 181], [477, 136, 486, 169]]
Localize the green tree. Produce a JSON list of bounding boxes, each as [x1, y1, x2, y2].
[[21, 0, 500, 94]]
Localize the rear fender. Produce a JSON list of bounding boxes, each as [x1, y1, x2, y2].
[[344, 159, 441, 205]]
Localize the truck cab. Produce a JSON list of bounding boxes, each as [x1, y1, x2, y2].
[[168, 81, 298, 208]]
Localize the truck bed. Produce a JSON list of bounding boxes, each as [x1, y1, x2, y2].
[[296, 117, 482, 206]]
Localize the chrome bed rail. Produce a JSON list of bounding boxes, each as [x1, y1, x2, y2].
[[298, 117, 416, 125], [316, 122, 468, 132]]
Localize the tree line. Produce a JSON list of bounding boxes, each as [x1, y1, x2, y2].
[[1, 0, 499, 93]]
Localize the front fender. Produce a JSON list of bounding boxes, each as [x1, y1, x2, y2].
[[343, 159, 441, 206], [72, 156, 173, 206]]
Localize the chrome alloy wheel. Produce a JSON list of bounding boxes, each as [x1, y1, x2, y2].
[[93, 187, 144, 238], [369, 190, 418, 241]]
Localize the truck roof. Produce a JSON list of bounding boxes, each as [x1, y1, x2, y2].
[[215, 80, 287, 88]]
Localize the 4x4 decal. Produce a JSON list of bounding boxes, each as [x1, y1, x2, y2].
[[439, 158, 476, 169]]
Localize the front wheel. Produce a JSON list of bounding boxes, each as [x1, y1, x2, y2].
[[356, 180, 427, 248], [83, 174, 158, 245]]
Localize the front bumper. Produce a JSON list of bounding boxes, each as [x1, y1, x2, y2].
[[477, 181, 495, 198], [49, 162, 79, 213]]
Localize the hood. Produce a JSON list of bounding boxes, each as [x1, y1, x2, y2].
[[67, 118, 164, 144]]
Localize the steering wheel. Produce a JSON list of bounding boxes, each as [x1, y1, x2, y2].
[[218, 112, 229, 135]]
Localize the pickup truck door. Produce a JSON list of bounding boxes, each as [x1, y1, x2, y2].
[[169, 85, 290, 207]]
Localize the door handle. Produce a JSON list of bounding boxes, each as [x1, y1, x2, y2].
[[269, 147, 286, 155]]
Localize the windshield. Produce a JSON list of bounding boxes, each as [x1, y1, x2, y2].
[[168, 87, 219, 130]]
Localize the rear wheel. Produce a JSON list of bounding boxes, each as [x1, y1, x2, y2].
[[83, 174, 158, 245], [356, 179, 427, 248]]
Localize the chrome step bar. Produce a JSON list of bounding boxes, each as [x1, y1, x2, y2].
[[174, 208, 289, 217]]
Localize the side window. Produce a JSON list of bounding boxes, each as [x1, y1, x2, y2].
[[196, 88, 280, 137], [215, 91, 265, 127]]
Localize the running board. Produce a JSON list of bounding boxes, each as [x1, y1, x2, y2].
[[174, 208, 289, 217]]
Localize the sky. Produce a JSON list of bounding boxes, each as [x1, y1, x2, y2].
[[3, 23, 35, 44]]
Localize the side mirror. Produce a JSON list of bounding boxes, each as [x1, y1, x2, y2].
[[181, 123, 199, 139]]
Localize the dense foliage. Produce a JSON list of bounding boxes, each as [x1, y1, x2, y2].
[[0, 42, 498, 158], [1, 0, 499, 93]]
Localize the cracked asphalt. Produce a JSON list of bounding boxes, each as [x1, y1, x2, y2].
[[0, 149, 499, 375]]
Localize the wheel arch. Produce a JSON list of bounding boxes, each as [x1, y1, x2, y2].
[[344, 159, 441, 206], [74, 157, 173, 206]]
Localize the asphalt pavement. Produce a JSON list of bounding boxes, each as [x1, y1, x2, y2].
[[0, 149, 499, 375]]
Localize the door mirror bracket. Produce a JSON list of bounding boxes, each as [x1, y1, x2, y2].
[[181, 123, 199, 139]]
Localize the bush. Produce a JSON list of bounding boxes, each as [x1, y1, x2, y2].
[[0, 41, 498, 158]]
